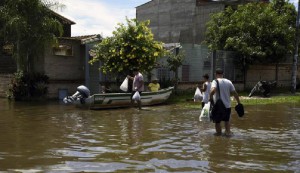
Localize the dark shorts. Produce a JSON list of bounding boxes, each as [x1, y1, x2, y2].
[[215, 108, 231, 123], [131, 91, 142, 100]]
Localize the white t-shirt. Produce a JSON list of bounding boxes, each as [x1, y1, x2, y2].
[[211, 78, 235, 108], [202, 81, 211, 103]]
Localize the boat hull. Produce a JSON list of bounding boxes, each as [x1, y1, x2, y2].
[[75, 87, 174, 109]]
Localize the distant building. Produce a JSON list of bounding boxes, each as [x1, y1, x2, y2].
[[136, 0, 271, 87], [136, 0, 269, 44]]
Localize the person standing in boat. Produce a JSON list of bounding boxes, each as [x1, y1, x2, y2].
[[127, 68, 144, 109]]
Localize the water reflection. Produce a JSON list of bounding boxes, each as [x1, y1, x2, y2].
[[0, 98, 299, 172]]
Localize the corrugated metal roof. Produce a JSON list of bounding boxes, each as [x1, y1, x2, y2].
[[163, 43, 181, 50]]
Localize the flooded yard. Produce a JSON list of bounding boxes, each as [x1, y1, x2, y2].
[[0, 98, 299, 172]]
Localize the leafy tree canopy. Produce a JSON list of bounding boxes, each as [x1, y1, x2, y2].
[[167, 50, 185, 73], [205, 0, 296, 66], [90, 18, 166, 75], [0, 0, 63, 73]]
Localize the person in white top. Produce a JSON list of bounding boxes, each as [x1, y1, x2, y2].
[[200, 74, 211, 108], [127, 68, 144, 110], [209, 68, 241, 136]]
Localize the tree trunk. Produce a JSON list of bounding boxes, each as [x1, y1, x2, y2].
[[275, 63, 279, 84], [291, 0, 300, 94], [243, 56, 247, 90], [174, 69, 178, 95], [243, 69, 246, 90], [291, 56, 298, 93], [16, 40, 21, 71]]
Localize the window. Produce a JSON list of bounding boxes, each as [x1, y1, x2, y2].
[[203, 60, 211, 69], [157, 67, 172, 81], [2, 44, 13, 56], [53, 44, 73, 56], [182, 65, 190, 81]]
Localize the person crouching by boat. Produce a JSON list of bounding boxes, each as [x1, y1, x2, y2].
[[148, 77, 160, 92], [100, 82, 111, 94], [127, 68, 144, 110]]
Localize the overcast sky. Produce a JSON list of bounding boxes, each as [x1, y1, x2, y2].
[[54, 0, 149, 37], [55, 0, 298, 37]]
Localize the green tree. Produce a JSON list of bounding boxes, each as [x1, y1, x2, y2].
[[205, 1, 296, 85], [42, 0, 66, 10], [167, 48, 185, 94], [90, 18, 166, 75], [0, 0, 63, 73]]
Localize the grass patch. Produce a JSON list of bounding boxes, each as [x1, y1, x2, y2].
[[238, 94, 300, 106], [167, 91, 300, 108]]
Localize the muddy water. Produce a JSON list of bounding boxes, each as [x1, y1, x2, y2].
[[0, 98, 299, 172]]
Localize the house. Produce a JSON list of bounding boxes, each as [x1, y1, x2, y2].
[[0, 10, 102, 98], [137, 0, 268, 45], [136, 0, 299, 90], [44, 34, 102, 99], [136, 0, 243, 87]]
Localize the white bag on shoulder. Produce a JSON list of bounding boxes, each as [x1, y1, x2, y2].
[[199, 102, 211, 121], [194, 87, 203, 102], [120, 77, 128, 92], [132, 91, 141, 101]]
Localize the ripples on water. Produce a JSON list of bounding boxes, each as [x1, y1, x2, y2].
[[0, 99, 299, 172]]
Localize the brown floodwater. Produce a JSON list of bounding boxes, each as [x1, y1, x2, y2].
[[0, 98, 299, 173]]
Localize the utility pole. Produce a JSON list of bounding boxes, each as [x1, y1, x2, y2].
[[291, 0, 300, 94]]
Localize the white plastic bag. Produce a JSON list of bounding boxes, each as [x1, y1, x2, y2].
[[120, 77, 128, 92], [199, 102, 211, 121], [132, 91, 141, 101], [194, 87, 203, 102]]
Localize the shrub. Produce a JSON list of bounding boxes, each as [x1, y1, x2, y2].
[[7, 71, 49, 100]]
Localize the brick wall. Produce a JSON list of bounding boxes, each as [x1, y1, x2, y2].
[[44, 39, 85, 80], [44, 39, 86, 99], [0, 55, 17, 74], [0, 74, 13, 98]]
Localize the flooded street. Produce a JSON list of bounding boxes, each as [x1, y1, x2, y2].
[[0, 98, 299, 172]]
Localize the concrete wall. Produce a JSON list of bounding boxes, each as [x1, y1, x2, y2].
[[136, 0, 224, 44], [47, 82, 81, 99], [85, 43, 100, 95], [181, 44, 210, 81], [246, 64, 300, 89], [176, 81, 244, 93], [150, 43, 211, 82]]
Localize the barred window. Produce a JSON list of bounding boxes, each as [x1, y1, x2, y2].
[[157, 67, 172, 81], [2, 44, 13, 56], [53, 44, 73, 56], [182, 65, 190, 81]]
